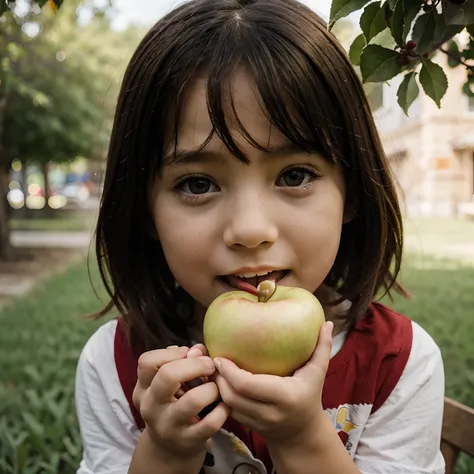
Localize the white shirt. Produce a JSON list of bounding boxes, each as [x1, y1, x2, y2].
[[75, 319, 446, 474]]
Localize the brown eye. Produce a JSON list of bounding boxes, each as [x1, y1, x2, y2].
[[277, 168, 317, 187], [180, 177, 219, 195]]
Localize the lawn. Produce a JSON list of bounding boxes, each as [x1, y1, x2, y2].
[[10, 210, 94, 232], [0, 259, 109, 474], [403, 216, 474, 264], [0, 232, 473, 473]]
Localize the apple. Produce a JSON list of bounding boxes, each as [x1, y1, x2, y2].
[[203, 280, 326, 376]]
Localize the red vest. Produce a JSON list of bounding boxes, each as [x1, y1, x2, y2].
[[114, 302, 412, 473]]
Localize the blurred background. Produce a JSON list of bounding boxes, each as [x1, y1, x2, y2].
[[0, 0, 473, 473]]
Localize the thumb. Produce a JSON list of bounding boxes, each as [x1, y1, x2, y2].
[[294, 321, 333, 380]]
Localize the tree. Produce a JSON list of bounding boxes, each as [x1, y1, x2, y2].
[[0, 0, 142, 259], [0, 0, 63, 16], [329, 0, 474, 114]]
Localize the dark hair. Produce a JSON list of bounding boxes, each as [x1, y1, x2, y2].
[[93, 0, 407, 350]]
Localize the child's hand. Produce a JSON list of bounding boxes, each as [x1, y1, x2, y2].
[[132, 345, 230, 459], [214, 321, 334, 447]]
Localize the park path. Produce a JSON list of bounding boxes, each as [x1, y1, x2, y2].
[[10, 230, 93, 249], [0, 231, 93, 309]]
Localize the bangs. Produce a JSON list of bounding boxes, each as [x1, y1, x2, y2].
[[159, 6, 355, 169]]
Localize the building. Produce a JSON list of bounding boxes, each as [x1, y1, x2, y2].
[[373, 54, 474, 219]]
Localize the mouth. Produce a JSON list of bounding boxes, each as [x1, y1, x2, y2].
[[218, 269, 290, 295]]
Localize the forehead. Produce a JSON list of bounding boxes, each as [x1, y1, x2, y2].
[[175, 70, 290, 150]]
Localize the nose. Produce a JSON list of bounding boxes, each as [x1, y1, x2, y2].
[[223, 197, 278, 249]]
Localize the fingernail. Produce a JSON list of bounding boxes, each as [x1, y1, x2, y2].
[[214, 358, 221, 371], [167, 345, 179, 349], [326, 321, 334, 334]]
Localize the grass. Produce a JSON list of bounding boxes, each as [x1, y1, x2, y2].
[[0, 219, 473, 473], [403, 217, 474, 264], [10, 210, 94, 232], [0, 260, 109, 474]]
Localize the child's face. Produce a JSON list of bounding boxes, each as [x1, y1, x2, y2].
[[149, 70, 346, 316]]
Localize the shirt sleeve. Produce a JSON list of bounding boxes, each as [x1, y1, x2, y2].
[[354, 321, 446, 474], [75, 319, 141, 474]]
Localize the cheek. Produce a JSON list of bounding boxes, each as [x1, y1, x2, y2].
[[151, 196, 214, 271], [295, 213, 343, 260], [292, 184, 345, 284]]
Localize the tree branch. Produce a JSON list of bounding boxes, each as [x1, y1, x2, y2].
[[440, 47, 474, 69]]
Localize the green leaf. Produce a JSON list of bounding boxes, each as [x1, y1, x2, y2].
[[329, 0, 371, 27], [397, 72, 419, 115], [402, 0, 421, 43], [463, 79, 474, 98], [437, 24, 464, 45], [22, 412, 45, 439], [360, 44, 402, 83], [13, 438, 29, 474], [383, 3, 394, 29], [371, 27, 398, 48], [433, 11, 446, 44], [419, 58, 448, 107], [463, 39, 474, 60], [446, 40, 461, 68], [22, 365, 41, 385], [444, 1, 474, 26], [411, 11, 437, 54], [360, 2, 387, 43], [63, 435, 81, 458], [349, 33, 367, 66], [391, 0, 405, 46], [0, 1, 10, 15]]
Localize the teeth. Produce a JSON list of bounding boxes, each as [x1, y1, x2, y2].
[[235, 270, 273, 278]]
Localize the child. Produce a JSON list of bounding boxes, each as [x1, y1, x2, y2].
[[75, 0, 446, 473]]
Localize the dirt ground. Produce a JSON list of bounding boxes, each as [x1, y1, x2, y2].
[[0, 247, 86, 308]]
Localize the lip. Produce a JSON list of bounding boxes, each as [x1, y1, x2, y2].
[[217, 270, 291, 294], [224, 266, 287, 276]]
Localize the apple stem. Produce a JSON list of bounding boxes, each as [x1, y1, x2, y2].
[[257, 280, 277, 303]]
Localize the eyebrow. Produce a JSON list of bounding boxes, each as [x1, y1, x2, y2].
[[162, 143, 311, 168]]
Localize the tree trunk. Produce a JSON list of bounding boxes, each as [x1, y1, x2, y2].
[[20, 162, 27, 194], [0, 164, 13, 261], [41, 161, 53, 216], [0, 96, 7, 148], [0, 93, 13, 260]]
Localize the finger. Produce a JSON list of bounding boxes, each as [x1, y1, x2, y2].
[[171, 381, 220, 425], [137, 346, 189, 388], [294, 321, 333, 380], [150, 356, 216, 403], [187, 401, 231, 441], [214, 358, 283, 403], [215, 372, 267, 415], [225, 410, 261, 433], [187, 344, 208, 358], [175, 388, 186, 398]]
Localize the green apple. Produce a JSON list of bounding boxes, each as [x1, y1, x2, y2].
[[203, 280, 326, 376]]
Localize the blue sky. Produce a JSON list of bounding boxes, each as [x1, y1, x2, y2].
[[111, 0, 332, 30]]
